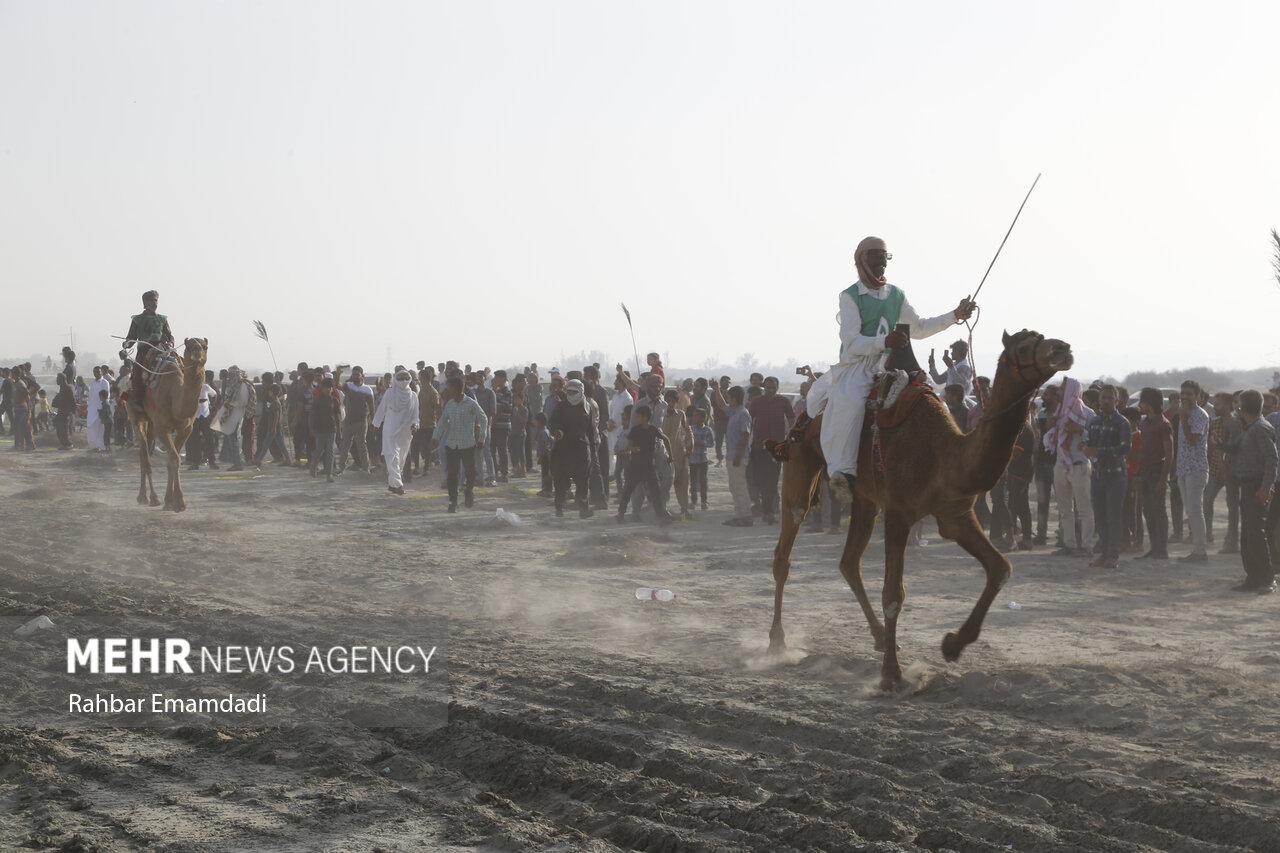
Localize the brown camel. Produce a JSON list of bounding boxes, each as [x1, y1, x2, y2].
[[769, 329, 1073, 690], [127, 337, 208, 511]]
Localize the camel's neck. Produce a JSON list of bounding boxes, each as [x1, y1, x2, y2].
[[959, 367, 1038, 493], [176, 361, 204, 416]]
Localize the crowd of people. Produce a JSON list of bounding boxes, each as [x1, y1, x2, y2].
[[3, 279, 1276, 597]]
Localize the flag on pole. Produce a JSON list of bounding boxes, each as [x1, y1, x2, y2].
[[253, 320, 278, 372]]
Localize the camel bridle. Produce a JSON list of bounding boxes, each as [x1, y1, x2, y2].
[[980, 332, 1049, 424], [997, 331, 1051, 386]]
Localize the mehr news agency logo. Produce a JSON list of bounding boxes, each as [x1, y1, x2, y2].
[[64, 638, 438, 715]]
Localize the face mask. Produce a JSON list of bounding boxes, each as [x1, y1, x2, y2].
[[566, 391, 584, 404], [395, 379, 410, 390]]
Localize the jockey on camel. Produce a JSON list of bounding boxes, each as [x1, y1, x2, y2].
[[805, 236, 977, 503], [122, 289, 175, 413]]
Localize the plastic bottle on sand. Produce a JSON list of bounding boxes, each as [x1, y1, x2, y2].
[[635, 587, 676, 602]]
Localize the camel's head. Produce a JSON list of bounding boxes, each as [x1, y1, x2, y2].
[[182, 337, 208, 368], [999, 329, 1073, 385]]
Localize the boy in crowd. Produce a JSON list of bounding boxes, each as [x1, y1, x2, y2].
[[97, 388, 113, 452], [53, 374, 75, 450], [310, 376, 342, 483], [534, 412, 553, 498], [616, 404, 674, 524], [689, 407, 714, 511]]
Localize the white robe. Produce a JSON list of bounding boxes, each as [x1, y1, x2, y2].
[[218, 381, 249, 436], [86, 376, 110, 449], [808, 281, 959, 477], [606, 390, 631, 456], [373, 384, 419, 488]]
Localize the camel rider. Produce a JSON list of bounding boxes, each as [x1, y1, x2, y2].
[[123, 290, 174, 409], [807, 236, 976, 502]]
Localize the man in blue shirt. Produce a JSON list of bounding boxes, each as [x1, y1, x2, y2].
[[1085, 384, 1132, 568]]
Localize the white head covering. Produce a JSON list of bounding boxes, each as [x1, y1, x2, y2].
[[385, 371, 414, 415], [565, 378, 588, 412]]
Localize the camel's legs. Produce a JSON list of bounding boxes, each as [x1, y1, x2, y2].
[[836, 498, 885, 651], [878, 510, 912, 689], [769, 447, 823, 653], [936, 511, 1012, 662], [136, 422, 159, 506], [157, 431, 181, 511], [171, 424, 192, 512]]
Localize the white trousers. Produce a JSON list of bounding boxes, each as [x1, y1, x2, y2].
[[1054, 461, 1094, 549], [809, 362, 875, 478], [382, 425, 413, 489]]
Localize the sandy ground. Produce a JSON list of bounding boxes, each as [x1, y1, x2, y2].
[[3, 429, 1279, 852]]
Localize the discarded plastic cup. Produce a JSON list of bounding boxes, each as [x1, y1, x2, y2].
[[1006, 601, 1022, 611], [635, 587, 676, 602], [14, 615, 55, 637]]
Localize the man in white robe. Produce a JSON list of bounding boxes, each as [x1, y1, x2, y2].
[[86, 366, 111, 451], [807, 236, 976, 502], [373, 370, 419, 495], [217, 367, 251, 470]]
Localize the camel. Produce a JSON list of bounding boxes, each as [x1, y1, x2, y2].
[[769, 329, 1073, 690], [127, 337, 208, 511]]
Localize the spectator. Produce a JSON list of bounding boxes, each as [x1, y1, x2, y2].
[[490, 370, 513, 484], [615, 403, 673, 524], [1136, 387, 1173, 561], [748, 376, 794, 525], [944, 383, 969, 429], [723, 386, 754, 527], [472, 372, 497, 487], [1165, 391, 1186, 543], [409, 368, 442, 477], [548, 378, 596, 518], [10, 370, 38, 451], [1205, 392, 1239, 553], [1221, 390, 1276, 593], [52, 374, 75, 450], [508, 373, 529, 480], [534, 411, 553, 498], [253, 379, 290, 467], [1044, 377, 1093, 557], [431, 375, 485, 510], [187, 370, 219, 470], [86, 366, 110, 451], [689, 407, 713, 511], [1264, 391, 1280, 564], [96, 388, 112, 452], [337, 366, 374, 475], [310, 376, 342, 483], [218, 367, 252, 471], [60, 347, 77, 387], [1085, 384, 1132, 568], [583, 366, 611, 506], [374, 370, 420, 496], [1121, 406, 1144, 553], [928, 339, 973, 395], [711, 375, 731, 464], [1174, 380, 1210, 562], [661, 388, 693, 520], [1007, 410, 1036, 550]]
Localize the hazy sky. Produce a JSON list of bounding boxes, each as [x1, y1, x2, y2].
[[3, 2, 1278, 380]]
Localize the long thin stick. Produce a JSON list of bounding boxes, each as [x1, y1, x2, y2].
[[965, 173, 1041, 412], [970, 172, 1041, 303], [621, 303, 641, 378]]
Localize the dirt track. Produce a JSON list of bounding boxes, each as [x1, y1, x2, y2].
[[3, 440, 1279, 852]]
